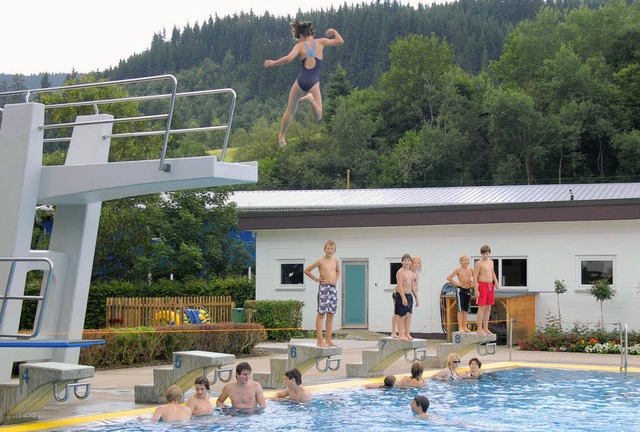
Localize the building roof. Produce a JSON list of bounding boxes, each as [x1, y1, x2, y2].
[[232, 183, 640, 210], [230, 183, 640, 230]]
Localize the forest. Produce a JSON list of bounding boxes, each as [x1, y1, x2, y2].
[[100, 0, 640, 189], [3, 0, 640, 282]]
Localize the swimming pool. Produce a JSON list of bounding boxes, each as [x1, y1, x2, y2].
[[50, 368, 640, 431]]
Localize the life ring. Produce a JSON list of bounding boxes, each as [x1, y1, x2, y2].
[[183, 308, 212, 324], [154, 310, 180, 325]]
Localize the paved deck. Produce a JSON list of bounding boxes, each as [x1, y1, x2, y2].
[[1, 336, 638, 431]]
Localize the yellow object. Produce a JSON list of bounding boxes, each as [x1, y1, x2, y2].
[[154, 310, 180, 325]]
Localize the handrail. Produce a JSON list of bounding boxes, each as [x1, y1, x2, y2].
[[620, 322, 628, 372], [0, 257, 54, 339], [1, 76, 238, 169]]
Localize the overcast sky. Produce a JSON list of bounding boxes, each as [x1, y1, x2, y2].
[[2, 0, 437, 75]]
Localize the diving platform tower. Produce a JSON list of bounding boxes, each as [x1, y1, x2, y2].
[[0, 75, 258, 383]]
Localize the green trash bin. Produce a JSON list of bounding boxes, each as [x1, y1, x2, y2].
[[231, 308, 246, 323]]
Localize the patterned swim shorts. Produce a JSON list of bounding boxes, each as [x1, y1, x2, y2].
[[317, 283, 338, 315]]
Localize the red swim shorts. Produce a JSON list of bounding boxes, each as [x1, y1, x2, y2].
[[476, 281, 495, 306]]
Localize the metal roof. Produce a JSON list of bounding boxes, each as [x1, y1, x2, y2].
[[230, 183, 640, 211]]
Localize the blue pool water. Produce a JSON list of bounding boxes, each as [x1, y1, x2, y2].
[[54, 368, 640, 431]]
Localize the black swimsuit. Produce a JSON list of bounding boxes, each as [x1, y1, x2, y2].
[[296, 40, 321, 92]]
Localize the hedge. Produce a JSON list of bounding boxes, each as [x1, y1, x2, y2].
[[245, 300, 304, 342], [79, 322, 267, 369]]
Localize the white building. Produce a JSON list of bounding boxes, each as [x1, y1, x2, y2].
[[231, 183, 640, 337]]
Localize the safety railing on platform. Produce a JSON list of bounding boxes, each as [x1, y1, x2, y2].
[[0, 74, 237, 170], [0, 257, 54, 339]]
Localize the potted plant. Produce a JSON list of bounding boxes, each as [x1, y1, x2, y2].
[[588, 278, 615, 329], [554, 279, 567, 330]]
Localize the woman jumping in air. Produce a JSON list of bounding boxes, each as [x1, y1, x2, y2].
[[264, 20, 344, 147]]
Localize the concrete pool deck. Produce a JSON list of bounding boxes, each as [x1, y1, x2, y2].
[[1, 335, 639, 431]]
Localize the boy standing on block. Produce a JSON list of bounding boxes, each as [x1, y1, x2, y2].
[[473, 245, 499, 335], [305, 240, 340, 347]]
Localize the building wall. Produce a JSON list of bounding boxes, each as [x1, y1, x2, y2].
[[254, 219, 640, 335]]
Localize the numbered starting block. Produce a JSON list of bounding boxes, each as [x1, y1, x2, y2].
[[253, 343, 342, 389]]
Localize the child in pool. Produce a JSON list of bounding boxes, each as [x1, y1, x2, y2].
[[186, 376, 213, 415]]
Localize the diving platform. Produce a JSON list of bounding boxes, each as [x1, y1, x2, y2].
[[0, 362, 94, 425], [346, 337, 427, 378], [253, 342, 342, 389], [422, 332, 497, 368], [0, 75, 257, 423], [134, 351, 235, 404]]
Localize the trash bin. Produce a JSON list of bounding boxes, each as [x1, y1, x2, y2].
[[231, 308, 246, 323]]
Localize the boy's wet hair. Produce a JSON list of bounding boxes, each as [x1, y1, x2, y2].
[[383, 375, 396, 387], [291, 19, 315, 38], [469, 357, 482, 368], [165, 385, 183, 402], [459, 253, 470, 262], [195, 376, 210, 391], [480, 245, 491, 254], [410, 361, 423, 379], [325, 239, 336, 249], [401, 253, 412, 261], [236, 361, 252, 375], [284, 368, 303, 385], [414, 395, 430, 412]]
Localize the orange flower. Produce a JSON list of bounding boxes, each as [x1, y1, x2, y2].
[[589, 338, 598, 343]]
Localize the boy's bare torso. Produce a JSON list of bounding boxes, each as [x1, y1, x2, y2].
[[317, 256, 339, 285], [397, 268, 413, 294], [455, 266, 473, 288], [476, 259, 494, 283]]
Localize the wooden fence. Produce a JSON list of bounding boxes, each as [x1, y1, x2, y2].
[[106, 296, 235, 328]]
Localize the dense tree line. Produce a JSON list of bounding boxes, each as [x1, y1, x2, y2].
[[229, 1, 640, 188]]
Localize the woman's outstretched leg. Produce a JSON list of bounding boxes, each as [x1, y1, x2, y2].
[[279, 82, 305, 147]]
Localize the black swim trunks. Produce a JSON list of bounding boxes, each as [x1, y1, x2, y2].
[[457, 287, 472, 313], [394, 293, 413, 317]]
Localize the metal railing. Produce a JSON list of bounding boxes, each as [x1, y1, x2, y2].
[[0, 75, 237, 170], [0, 257, 54, 339], [620, 322, 628, 372]]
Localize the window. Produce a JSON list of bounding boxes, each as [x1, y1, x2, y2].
[[389, 261, 402, 285], [279, 262, 304, 285], [474, 257, 527, 288], [579, 258, 613, 286]]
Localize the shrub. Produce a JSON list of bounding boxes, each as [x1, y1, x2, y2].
[[79, 322, 266, 369], [245, 300, 304, 341], [517, 320, 640, 354]]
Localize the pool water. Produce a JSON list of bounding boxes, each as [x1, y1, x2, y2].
[[54, 368, 640, 431]]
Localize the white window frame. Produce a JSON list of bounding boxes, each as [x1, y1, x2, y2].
[[473, 256, 528, 290], [576, 255, 615, 291], [276, 259, 306, 291]]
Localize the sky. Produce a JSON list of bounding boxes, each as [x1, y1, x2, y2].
[[2, 0, 436, 76]]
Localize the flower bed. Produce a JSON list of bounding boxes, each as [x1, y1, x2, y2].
[[517, 321, 640, 354]]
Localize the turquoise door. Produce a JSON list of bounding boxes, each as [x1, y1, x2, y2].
[[343, 262, 367, 327]]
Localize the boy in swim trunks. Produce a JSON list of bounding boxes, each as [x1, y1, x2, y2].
[[473, 245, 499, 335], [447, 253, 474, 332], [263, 20, 344, 147], [304, 240, 340, 347], [395, 253, 419, 341]]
